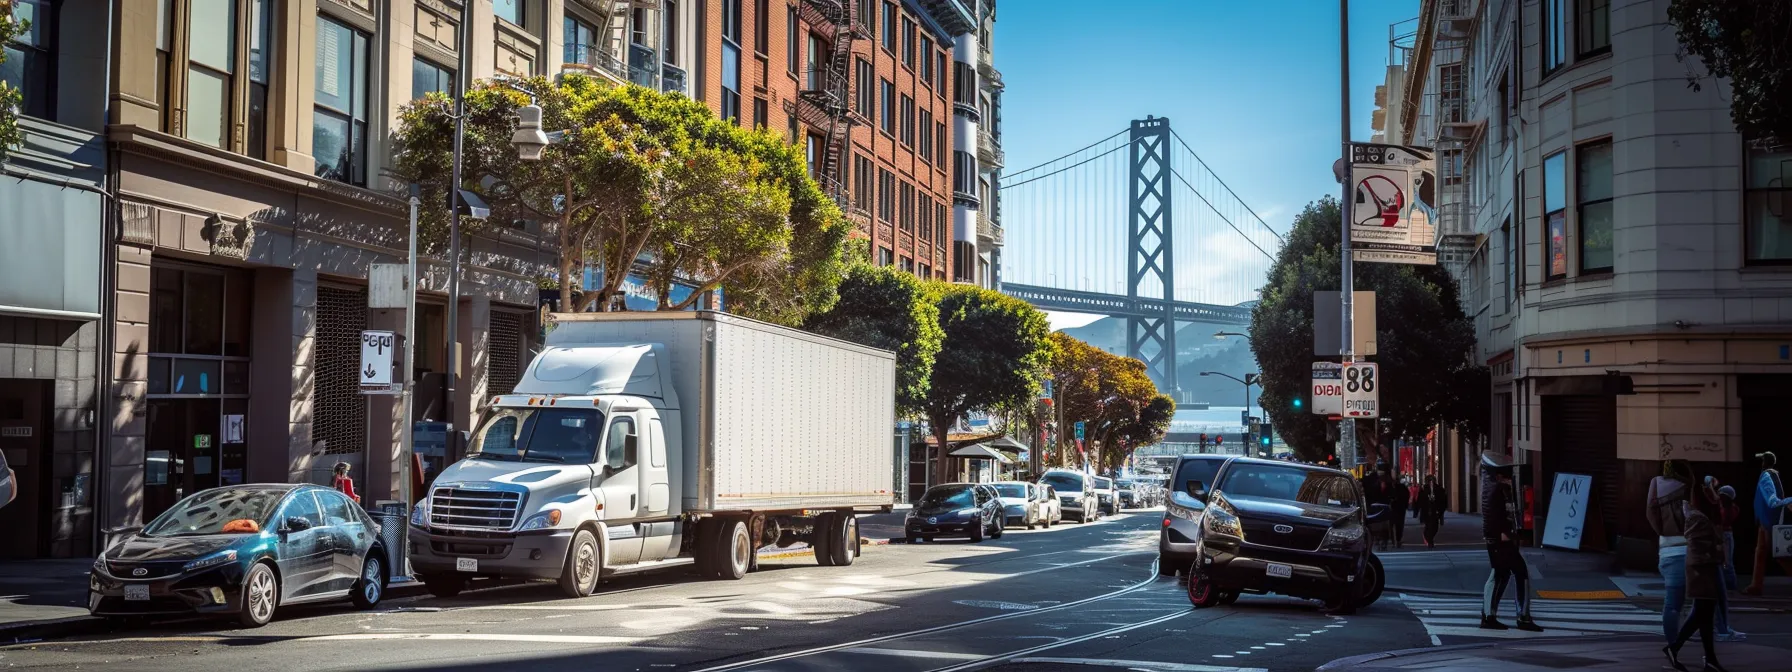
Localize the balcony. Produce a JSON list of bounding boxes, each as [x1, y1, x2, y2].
[[977, 210, 1004, 248], [977, 128, 1004, 169], [628, 43, 659, 89], [562, 44, 629, 84], [661, 63, 688, 95], [1437, 0, 1480, 41]]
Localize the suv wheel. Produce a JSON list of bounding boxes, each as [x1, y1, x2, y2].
[[1186, 569, 1222, 608]]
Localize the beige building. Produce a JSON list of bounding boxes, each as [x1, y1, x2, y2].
[[1392, 0, 1792, 565]]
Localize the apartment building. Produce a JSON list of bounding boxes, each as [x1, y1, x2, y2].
[[0, 0, 109, 559], [969, 0, 1000, 288], [1395, 0, 1792, 566]]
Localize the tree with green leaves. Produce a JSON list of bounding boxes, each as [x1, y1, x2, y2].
[[392, 76, 851, 326], [0, 1, 26, 154], [921, 284, 1053, 485], [803, 263, 944, 416], [1248, 196, 1487, 464], [1047, 332, 1173, 471], [1668, 1, 1792, 144]]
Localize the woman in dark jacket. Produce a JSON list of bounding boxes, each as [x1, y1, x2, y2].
[[1415, 475, 1448, 547], [1664, 484, 1729, 672]]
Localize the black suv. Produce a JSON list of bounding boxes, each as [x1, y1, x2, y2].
[[1184, 458, 1386, 612], [1159, 454, 1234, 576], [906, 483, 1005, 543]]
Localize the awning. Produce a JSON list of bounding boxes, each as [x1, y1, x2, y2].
[[949, 443, 1014, 464], [985, 436, 1028, 451]]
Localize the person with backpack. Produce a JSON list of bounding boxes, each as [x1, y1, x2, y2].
[[1743, 452, 1792, 596], [1649, 460, 1693, 642]]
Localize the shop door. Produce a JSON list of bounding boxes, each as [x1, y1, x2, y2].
[[0, 380, 49, 558], [1541, 395, 1619, 549], [144, 399, 223, 520]]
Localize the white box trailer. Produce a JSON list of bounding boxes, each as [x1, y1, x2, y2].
[[407, 311, 898, 597]]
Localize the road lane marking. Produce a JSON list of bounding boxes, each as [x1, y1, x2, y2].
[[842, 648, 986, 660], [1010, 658, 1265, 672], [302, 633, 641, 644], [926, 609, 1194, 672]]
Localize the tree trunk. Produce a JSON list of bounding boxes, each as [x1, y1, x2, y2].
[[557, 187, 574, 312], [930, 422, 953, 488]]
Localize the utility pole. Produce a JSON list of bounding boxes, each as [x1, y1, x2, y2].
[[442, 0, 473, 457], [1338, 0, 1359, 470], [399, 187, 421, 577]]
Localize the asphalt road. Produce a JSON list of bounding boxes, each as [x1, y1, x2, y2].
[[0, 511, 1437, 672]]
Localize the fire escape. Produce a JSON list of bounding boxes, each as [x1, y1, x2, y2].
[[793, 0, 871, 220], [1433, 0, 1482, 275]]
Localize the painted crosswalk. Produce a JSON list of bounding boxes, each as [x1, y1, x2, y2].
[[1399, 593, 1660, 641]]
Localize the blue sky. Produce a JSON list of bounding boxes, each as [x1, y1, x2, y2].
[[994, 1, 1419, 328]]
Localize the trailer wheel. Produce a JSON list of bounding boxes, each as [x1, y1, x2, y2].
[[827, 514, 857, 566], [715, 520, 751, 580], [813, 512, 838, 566]]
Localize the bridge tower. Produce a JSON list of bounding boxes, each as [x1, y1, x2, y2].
[[1127, 117, 1178, 397]]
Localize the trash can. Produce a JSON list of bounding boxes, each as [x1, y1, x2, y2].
[[370, 501, 411, 579]]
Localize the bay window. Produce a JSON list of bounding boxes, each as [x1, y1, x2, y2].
[[154, 0, 277, 159], [2, 0, 54, 119], [313, 16, 369, 186], [1745, 142, 1792, 263]]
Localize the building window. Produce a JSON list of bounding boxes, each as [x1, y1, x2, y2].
[[901, 18, 915, 68], [879, 169, 894, 222], [937, 203, 948, 243], [786, 6, 798, 74], [806, 134, 819, 176], [953, 61, 974, 105], [919, 194, 931, 240], [631, 7, 649, 45], [2, 0, 52, 119], [936, 53, 947, 98], [853, 154, 871, 211], [721, 0, 742, 123], [900, 256, 914, 275], [900, 181, 913, 231], [1543, 151, 1566, 280], [1501, 217, 1514, 310], [806, 34, 821, 90], [936, 122, 946, 168], [1576, 140, 1613, 273], [664, 0, 679, 64], [184, 0, 237, 148], [787, 112, 798, 142], [899, 94, 913, 146], [880, 78, 895, 135], [753, 96, 768, 130], [918, 109, 933, 162], [412, 57, 454, 101], [493, 0, 523, 26], [855, 58, 872, 116], [881, 2, 894, 51], [156, 0, 173, 130], [877, 247, 893, 267], [565, 16, 599, 66], [1745, 142, 1792, 263], [920, 36, 934, 86], [246, 0, 275, 160], [313, 15, 369, 186], [754, 0, 769, 54], [954, 151, 976, 197], [1576, 0, 1609, 58], [1541, 0, 1566, 76]]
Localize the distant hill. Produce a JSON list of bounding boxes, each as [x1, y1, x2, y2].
[[1060, 316, 1261, 404]]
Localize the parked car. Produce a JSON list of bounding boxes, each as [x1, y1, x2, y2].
[[0, 449, 13, 510], [1035, 484, 1063, 526], [992, 482, 1044, 529], [1117, 480, 1141, 509], [905, 483, 1004, 543], [1093, 476, 1119, 516], [1159, 455, 1234, 576], [1040, 469, 1097, 522], [90, 484, 388, 627], [1184, 458, 1386, 613]]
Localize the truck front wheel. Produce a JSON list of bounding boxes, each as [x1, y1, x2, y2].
[[715, 520, 751, 580], [558, 530, 600, 598]]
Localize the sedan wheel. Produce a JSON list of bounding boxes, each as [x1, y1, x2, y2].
[[351, 554, 385, 608], [237, 563, 278, 627]]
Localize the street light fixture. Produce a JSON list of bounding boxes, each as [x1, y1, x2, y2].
[[1213, 331, 1248, 340], [512, 104, 551, 161]]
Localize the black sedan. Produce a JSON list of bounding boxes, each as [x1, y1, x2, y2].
[[90, 484, 388, 627], [905, 483, 1005, 543], [1184, 458, 1385, 613]]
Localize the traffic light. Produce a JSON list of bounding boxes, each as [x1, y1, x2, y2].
[[1293, 396, 1304, 410]]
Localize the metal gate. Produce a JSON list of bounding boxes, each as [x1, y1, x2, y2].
[[313, 285, 369, 482], [488, 311, 524, 397], [1541, 395, 1618, 547]]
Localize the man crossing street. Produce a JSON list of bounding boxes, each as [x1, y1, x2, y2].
[[1480, 451, 1542, 632]]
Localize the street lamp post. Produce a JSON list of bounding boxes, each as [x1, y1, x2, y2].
[[1200, 371, 1259, 455]]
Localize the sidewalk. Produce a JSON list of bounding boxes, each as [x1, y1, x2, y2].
[[2, 509, 908, 643], [1319, 635, 1790, 671]]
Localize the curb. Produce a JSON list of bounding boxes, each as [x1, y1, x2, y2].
[[755, 537, 890, 561]]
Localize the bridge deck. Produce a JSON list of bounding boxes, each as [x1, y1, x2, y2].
[[1000, 283, 1251, 325]]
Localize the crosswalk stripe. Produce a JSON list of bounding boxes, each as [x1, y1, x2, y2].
[[1397, 594, 1658, 640]]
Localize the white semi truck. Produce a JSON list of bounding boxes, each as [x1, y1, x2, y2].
[[406, 311, 898, 598]]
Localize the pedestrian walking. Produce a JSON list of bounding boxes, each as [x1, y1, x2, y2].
[[1416, 475, 1447, 548], [332, 462, 361, 504], [1479, 451, 1541, 631], [1743, 452, 1792, 596], [1663, 478, 1731, 672], [1704, 477, 1745, 641], [1648, 459, 1693, 642], [1389, 475, 1411, 548]]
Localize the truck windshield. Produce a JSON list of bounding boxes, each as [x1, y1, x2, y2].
[[469, 407, 606, 464]]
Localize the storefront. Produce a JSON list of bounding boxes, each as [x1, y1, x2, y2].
[[140, 263, 253, 520]]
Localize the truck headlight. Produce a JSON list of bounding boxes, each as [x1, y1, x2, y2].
[[410, 499, 431, 528], [1321, 523, 1365, 551], [1204, 507, 1243, 539], [183, 550, 237, 573], [518, 509, 563, 531]]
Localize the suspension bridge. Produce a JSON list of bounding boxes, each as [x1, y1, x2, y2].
[[998, 116, 1286, 397]]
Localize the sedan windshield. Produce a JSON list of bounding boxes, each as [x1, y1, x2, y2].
[[919, 485, 976, 509], [1219, 464, 1360, 508], [1041, 472, 1083, 491], [142, 488, 285, 537], [994, 484, 1027, 498], [1095, 477, 1114, 489], [469, 407, 605, 464]]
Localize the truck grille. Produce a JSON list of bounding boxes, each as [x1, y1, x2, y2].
[[429, 487, 524, 531]]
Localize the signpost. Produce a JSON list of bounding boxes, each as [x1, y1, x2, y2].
[[360, 330, 398, 394], [1342, 362, 1379, 418], [1311, 362, 1343, 415], [1541, 473, 1593, 550]]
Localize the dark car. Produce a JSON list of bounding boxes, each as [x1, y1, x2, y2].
[[1184, 458, 1386, 613], [90, 484, 388, 627], [905, 483, 1004, 543], [1159, 454, 1234, 576]]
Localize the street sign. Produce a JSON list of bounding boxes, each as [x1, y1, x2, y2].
[[1074, 421, 1085, 441], [1348, 142, 1438, 266], [360, 330, 396, 391], [1342, 362, 1380, 418], [1311, 362, 1344, 415]]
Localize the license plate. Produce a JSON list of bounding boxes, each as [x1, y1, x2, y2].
[[124, 584, 150, 601], [456, 558, 478, 573], [1265, 563, 1293, 579]]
